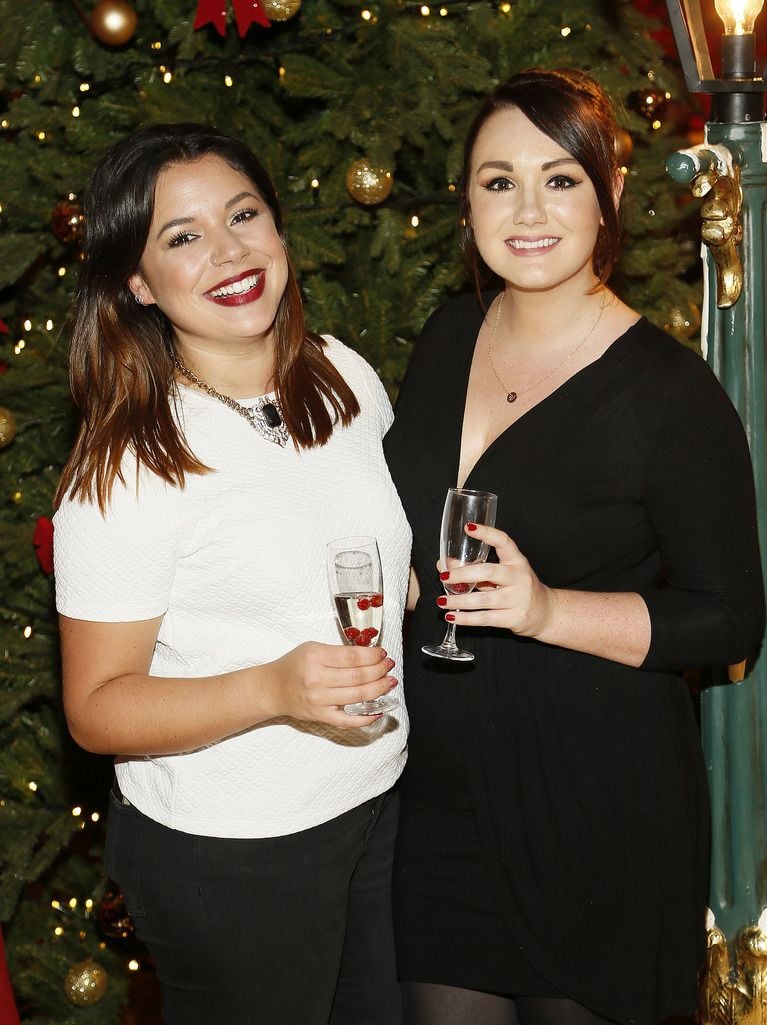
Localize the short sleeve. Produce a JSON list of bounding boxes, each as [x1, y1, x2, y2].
[[53, 466, 178, 622]]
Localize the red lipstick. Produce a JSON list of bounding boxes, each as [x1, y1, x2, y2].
[[204, 269, 265, 307]]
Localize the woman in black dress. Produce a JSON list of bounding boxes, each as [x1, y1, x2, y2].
[[384, 68, 764, 1025]]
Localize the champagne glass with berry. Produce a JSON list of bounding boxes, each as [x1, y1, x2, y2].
[[422, 488, 498, 662], [326, 536, 397, 715]]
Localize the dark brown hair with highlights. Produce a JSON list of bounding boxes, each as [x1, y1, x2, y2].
[[459, 68, 623, 291], [55, 123, 360, 511]]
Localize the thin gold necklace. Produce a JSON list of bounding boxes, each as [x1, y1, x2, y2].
[[487, 290, 611, 404], [173, 355, 289, 448]]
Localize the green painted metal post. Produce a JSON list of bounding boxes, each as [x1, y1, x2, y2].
[[668, 123, 767, 949]]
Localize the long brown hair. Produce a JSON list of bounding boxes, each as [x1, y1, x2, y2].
[[56, 123, 360, 511], [459, 68, 623, 292]]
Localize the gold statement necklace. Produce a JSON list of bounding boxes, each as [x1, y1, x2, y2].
[[173, 355, 289, 448], [487, 290, 611, 404]]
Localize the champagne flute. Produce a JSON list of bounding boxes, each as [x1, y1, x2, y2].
[[326, 536, 397, 715], [422, 488, 498, 662]]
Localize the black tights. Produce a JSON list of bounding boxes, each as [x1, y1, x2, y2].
[[401, 982, 617, 1025]]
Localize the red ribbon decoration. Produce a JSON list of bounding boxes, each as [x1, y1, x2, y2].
[[33, 516, 54, 576], [193, 0, 270, 36]]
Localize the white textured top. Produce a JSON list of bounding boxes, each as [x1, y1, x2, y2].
[[54, 338, 412, 838]]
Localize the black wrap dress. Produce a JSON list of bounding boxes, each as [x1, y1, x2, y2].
[[383, 293, 764, 1025]]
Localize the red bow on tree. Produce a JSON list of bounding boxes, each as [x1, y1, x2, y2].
[[33, 516, 54, 576], [193, 0, 270, 36]]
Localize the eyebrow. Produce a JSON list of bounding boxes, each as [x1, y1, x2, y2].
[[155, 191, 261, 239], [475, 157, 580, 174]]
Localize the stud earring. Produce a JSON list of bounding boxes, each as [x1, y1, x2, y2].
[[134, 294, 144, 305]]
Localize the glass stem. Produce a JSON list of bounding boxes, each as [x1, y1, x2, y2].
[[441, 620, 459, 651]]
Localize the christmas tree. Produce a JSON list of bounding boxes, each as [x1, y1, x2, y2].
[[0, 0, 699, 1020]]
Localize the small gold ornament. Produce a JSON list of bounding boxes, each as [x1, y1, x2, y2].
[[665, 302, 702, 341], [64, 959, 109, 1006], [263, 0, 302, 20], [346, 159, 393, 206], [90, 0, 138, 46], [0, 406, 17, 449], [615, 127, 633, 166], [51, 197, 85, 244]]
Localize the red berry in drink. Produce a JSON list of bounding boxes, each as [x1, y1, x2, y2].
[[361, 627, 378, 640], [357, 597, 371, 611], [344, 627, 361, 641], [371, 593, 383, 608], [354, 634, 370, 646]]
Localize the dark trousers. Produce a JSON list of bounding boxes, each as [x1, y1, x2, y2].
[[105, 787, 402, 1025]]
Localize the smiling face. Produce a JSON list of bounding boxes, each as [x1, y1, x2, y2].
[[467, 106, 607, 296], [129, 153, 289, 358]]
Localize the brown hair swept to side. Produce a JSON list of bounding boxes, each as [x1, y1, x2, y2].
[[55, 123, 360, 512], [459, 68, 623, 291]]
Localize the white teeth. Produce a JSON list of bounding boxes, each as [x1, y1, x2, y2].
[[507, 237, 559, 250], [209, 272, 261, 298]]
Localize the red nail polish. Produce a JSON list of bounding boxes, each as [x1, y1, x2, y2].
[[467, 522, 478, 531], [388, 677, 398, 689], [445, 613, 456, 622], [439, 571, 450, 581], [436, 596, 447, 607]]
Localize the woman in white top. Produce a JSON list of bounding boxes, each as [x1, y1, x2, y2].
[[53, 123, 411, 1025]]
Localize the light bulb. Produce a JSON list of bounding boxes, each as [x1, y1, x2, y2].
[[714, 0, 765, 34]]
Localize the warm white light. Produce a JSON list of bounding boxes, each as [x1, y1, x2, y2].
[[23, 625, 32, 638], [420, 4, 430, 14], [410, 214, 419, 227], [23, 319, 31, 331], [163, 71, 173, 84], [54, 926, 64, 936], [560, 25, 571, 36], [361, 8, 372, 19], [439, 6, 448, 14], [128, 960, 140, 971], [37, 131, 46, 141], [91, 812, 100, 822], [311, 178, 320, 188], [715, 0, 765, 34], [80, 82, 90, 91], [45, 319, 53, 330], [71, 106, 80, 117], [224, 75, 233, 87], [72, 806, 82, 817], [68, 898, 78, 909], [58, 267, 66, 276], [28, 780, 38, 791]]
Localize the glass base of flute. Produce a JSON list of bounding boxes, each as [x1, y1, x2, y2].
[[421, 579, 476, 661], [422, 488, 497, 663]]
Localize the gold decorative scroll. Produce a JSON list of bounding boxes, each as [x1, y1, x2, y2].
[[690, 163, 744, 309], [700, 924, 767, 1024]]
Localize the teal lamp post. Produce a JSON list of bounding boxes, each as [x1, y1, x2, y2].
[[665, 1, 767, 1020]]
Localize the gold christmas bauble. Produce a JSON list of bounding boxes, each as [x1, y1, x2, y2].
[[51, 197, 85, 244], [263, 0, 302, 20], [0, 406, 16, 449], [615, 127, 633, 166], [346, 159, 393, 206], [665, 302, 702, 340], [64, 959, 109, 1006], [90, 0, 138, 46]]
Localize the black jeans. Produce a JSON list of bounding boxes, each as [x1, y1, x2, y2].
[[106, 787, 402, 1025]]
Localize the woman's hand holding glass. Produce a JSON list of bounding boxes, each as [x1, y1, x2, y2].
[[435, 523, 553, 639], [267, 641, 396, 727]]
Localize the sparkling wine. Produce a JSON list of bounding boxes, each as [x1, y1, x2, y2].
[[334, 591, 384, 646]]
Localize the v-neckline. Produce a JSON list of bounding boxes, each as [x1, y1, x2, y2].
[[455, 300, 643, 488]]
